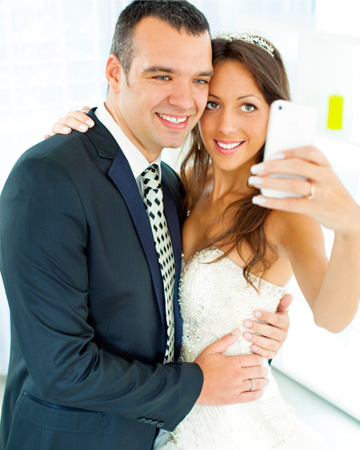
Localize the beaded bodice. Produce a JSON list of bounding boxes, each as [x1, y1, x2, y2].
[[154, 248, 319, 449], [179, 247, 286, 363], [156, 248, 296, 449]]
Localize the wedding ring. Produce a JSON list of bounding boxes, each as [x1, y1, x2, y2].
[[249, 379, 254, 392], [307, 181, 315, 200]]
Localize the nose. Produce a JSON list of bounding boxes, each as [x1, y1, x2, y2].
[[168, 80, 195, 112], [218, 108, 238, 135]]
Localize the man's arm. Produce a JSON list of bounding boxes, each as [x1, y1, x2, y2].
[[0, 154, 202, 431], [194, 330, 268, 406], [1, 151, 270, 429]]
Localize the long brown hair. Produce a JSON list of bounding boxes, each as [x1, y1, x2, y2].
[[180, 36, 291, 288]]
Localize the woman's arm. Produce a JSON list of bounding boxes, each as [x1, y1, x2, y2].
[[280, 211, 360, 332], [249, 146, 360, 332], [45, 107, 93, 138]]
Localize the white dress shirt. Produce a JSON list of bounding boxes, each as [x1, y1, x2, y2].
[[95, 102, 162, 197]]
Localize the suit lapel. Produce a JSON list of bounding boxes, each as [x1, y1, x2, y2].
[[108, 149, 167, 328], [87, 108, 183, 353]]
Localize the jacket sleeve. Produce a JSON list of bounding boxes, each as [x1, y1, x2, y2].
[[0, 155, 203, 430]]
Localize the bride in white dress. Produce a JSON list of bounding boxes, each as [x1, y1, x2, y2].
[[152, 33, 360, 449], [154, 247, 327, 449], [52, 33, 360, 450]]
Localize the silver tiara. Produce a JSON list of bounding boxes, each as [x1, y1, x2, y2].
[[213, 32, 275, 58]]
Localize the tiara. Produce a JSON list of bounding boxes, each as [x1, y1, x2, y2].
[[213, 31, 275, 58]]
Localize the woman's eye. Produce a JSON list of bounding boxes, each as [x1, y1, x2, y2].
[[206, 101, 219, 110], [241, 104, 256, 112]]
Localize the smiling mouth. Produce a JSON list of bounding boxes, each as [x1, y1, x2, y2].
[[215, 140, 244, 150], [156, 113, 188, 124]]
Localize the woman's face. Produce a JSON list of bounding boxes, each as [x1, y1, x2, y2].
[[199, 60, 270, 173]]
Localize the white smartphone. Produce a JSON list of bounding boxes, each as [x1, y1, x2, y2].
[[261, 100, 318, 198]]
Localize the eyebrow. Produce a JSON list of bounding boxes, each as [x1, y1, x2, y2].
[[142, 66, 214, 77], [209, 93, 262, 100]]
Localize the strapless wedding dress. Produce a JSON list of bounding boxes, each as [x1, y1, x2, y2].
[[154, 248, 328, 449]]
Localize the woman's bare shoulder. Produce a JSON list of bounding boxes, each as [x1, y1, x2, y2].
[[266, 209, 324, 253]]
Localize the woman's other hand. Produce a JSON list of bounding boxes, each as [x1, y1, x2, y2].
[[44, 106, 93, 139], [243, 294, 292, 360]]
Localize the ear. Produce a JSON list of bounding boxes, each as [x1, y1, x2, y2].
[[106, 54, 123, 93]]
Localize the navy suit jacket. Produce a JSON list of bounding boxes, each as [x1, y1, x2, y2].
[[0, 109, 203, 450]]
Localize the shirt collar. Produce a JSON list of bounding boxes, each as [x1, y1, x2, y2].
[[94, 102, 162, 179]]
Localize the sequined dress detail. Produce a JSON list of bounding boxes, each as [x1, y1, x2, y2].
[[155, 247, 305, 449]]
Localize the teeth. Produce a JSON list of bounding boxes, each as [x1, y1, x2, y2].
[[216, 140, 242, 149], [158, 113, 187, 124]]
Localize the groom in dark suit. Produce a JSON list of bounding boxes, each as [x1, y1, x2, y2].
[[0, 2, 290, 449]]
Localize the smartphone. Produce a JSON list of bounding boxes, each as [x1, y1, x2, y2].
[[261, 100, 318, 198]]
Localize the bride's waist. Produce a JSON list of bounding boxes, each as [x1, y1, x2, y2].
[[180, 335, 253, 361]]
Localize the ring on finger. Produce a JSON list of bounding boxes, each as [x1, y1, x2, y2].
[[306, 181, 315, 200], [248, 379, 254, 392]]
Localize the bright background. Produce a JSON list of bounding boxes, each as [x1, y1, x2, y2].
[[1, 0, 360, 423]]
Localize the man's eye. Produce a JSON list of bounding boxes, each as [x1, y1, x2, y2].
[[194, 79, 209, 85], [206, 101, 218, 110], [155, 76, 171, 81], [241, 104, 256, 112]]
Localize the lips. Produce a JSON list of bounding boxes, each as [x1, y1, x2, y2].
[[156, 113, 189, 130], [214, 139, 244, 155]]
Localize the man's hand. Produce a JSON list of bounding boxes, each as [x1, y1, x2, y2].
[[194, 329, 268, 406], [242, 294, 292, 359]]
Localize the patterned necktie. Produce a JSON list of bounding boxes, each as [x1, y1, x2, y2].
[[141, 164, 175, 363]]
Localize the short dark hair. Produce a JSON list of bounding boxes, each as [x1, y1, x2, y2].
[[110, 0, 210, 76]]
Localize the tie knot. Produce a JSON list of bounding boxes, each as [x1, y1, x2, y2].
[[141, 164, 161, 191]]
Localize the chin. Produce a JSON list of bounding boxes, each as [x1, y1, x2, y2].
[[163, 137, 187, 149]]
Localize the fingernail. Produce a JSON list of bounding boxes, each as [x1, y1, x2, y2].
[[252, 345, 258, 351], [254, 311, 262, 318], [244, 320, 252, 328], [231, 328, 240, 336], [251, 163, 265, 174], [80, 124, 88, 131], [248, 176, 263, 185], [63, 127, 71, 133], [86, 120, 94, 127], [269, 152, 285, 160], [252, 196, 267, 205], [243, 332, 253, 340]]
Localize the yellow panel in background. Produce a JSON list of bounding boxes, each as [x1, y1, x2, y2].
[[327, 95, 344, 129]]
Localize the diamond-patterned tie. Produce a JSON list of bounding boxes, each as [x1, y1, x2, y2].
[[141, 164, 175, 363]]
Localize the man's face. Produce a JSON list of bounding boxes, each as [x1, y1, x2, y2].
[[110, 17, 213, 161]]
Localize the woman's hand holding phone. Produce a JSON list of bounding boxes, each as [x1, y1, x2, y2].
[[249, 146, 360, 235]]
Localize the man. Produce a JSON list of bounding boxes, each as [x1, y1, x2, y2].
[[0, 2, 290, 449]]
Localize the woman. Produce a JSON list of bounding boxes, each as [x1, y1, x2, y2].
[[51, 33, 360, 449]]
